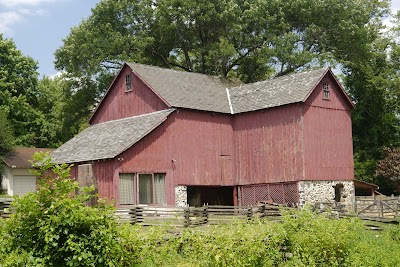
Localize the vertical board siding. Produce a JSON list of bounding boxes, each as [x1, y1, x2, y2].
[[94, 160, 118, 202], [90, 110, 234, 205], [303, 106, 354, 180], [233, 104, 304, 185], [90, 66, 168, 124], [303, 75, 354, 181], [71, 161, 117, 202]]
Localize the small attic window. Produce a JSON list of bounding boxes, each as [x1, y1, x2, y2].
[[125, 74, 132, 92], [323, 82, 330, 100]]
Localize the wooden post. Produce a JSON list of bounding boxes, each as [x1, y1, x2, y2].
[[203, 204, 209, 225], [136, 206, 143, 224], [398, 196, 400, 216], [354, 198, 357, 214], [247, 205, 253, 220], [184, 207, 190, 227], [379, 200, 383, 218], [131, 207, 137, 225], [261, 204, 266, 218], [233, 186, 238, 207]]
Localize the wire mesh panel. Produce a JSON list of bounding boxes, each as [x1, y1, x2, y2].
[[240, 182, 298, 206]]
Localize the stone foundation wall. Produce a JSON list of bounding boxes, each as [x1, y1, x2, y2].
[[298, 180, 354, 210], [175, 186, 188, 207]]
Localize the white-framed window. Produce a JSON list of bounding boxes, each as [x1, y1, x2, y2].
[[323, 82, 330, 99], [119, 173, 166, 205], [125, 74, 132, 92]]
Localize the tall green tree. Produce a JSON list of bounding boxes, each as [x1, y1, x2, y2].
[[0, 34, 41, 146], [343, 12, 400, 191], [0, 109, 14, 158], [0, 35, 68, 148], [36, 76, 97, 146]]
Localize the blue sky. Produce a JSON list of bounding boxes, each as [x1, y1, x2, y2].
[[0, 0, 100, 77], [1, 0, 400, 77]]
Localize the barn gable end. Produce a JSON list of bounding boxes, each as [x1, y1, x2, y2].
[[302, 71, 354, 181], [90, 64, 170, 124]]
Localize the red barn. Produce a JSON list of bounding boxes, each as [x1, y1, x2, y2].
[[52, 63, 355, 207]]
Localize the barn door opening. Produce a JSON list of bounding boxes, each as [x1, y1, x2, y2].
[[187, 186, 234, 207]]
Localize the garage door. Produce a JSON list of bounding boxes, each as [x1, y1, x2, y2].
[[13, 175, 37, 196]]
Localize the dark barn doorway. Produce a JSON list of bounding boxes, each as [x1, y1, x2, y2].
[[187, 186, 234, 207]]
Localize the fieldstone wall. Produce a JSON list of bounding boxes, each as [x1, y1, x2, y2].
[[175, 186, 188, 207], [298, 180, 354, 210]]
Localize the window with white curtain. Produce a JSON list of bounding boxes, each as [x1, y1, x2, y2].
[[138, 173, 166, 204], [119, 173, 166, 205], [119, 173, 135, 205]]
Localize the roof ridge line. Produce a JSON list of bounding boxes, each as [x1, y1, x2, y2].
[[226, 88, 233, 114], [127, 62, 229, 80]]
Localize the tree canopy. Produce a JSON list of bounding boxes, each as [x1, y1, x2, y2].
[[0, 35, 68, 148], [55, 0, 389, 81]]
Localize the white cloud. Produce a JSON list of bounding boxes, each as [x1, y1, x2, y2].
[[49, 71, 64, 79], [18, 8, 49, 16], [0, 0, 55, 35], [0, 11, 24, 35], [0, 0, 55, 8]]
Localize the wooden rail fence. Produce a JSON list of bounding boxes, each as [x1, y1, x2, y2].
[[114, 204, 283, 227], [0, 198, 283, 225], [0, 199, 13, 219], [2, 197, 399, 229]]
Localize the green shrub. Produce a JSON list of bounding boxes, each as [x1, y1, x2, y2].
[[129, 220, 285, 267], [0, 153, 132, 266], [280, 209, 364, 266]]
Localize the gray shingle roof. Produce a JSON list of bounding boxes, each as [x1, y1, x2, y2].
[[228, 68, 329, 114], [52, 109, 175, 163], [127, 63, 240, 113], [127, 63, 331, 114]]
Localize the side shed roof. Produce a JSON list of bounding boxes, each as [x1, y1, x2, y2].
[[52, 109, 175, 164]]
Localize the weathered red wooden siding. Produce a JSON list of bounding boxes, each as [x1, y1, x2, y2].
[[233, 104, 304, 185], [93, 160, 119, 202], [303, 73, 354, 181], [69, 161, 117, 203], [87, 109, 234, 205], [90, 65, 168, 124]]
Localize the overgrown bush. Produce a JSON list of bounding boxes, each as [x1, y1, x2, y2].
[[122, 210, 400, 267], [0, 153, 133, 266]]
